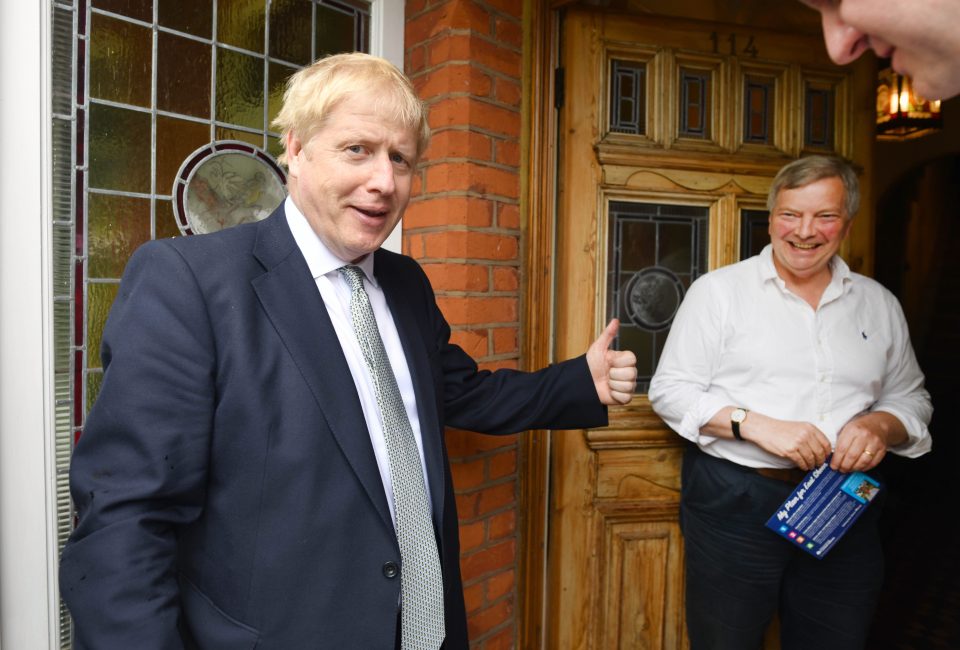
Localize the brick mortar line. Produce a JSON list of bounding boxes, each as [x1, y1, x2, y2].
[[433, 291, 521, 298], [404, 222, 521, 232], [418, 258, 521, 265], [406, 225, 520, 234], [410, 57, 523, 82], [408, 190, 520, 203], [418, 156, 519, 172], [405, 0, 522, 23], [419, 123, 520, 138], [449, 442, 518, 460], [423, 91, 522, 113], [408, 31, 521, 58]]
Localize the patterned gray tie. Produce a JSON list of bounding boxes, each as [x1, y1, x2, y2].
[[339, 265, 445, 650]]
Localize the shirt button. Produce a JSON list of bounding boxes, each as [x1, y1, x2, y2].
[[383, 561, 399, 579]]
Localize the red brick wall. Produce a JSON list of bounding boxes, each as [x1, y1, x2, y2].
[[404, 1, 524, 647]]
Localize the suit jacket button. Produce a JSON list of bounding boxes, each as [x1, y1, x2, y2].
[[383, 561, 399, 579]]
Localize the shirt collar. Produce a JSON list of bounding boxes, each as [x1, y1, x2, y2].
[[284, 196, 378, 286], [758, 243, 851, 300]]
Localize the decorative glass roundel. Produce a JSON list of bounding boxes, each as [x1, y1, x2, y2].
[[623, 266, 685, 331], [173, 141, 287, 236]]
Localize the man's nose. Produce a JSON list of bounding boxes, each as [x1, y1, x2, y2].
[[820, 9, 871, 65], [367, 153, 396, 194], [797, 215, 816, 237]]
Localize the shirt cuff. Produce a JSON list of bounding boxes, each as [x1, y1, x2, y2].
[[678, 393, 729, 445], [873, 406, 932, 458]]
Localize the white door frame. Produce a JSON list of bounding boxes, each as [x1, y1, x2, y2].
[[0, 0, 57, 647]]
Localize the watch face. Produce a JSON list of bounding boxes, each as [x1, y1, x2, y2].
[[732, 408, 747, 423]]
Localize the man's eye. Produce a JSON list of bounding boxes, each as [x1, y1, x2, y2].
[[347, 145, 363, 154], [390, 153, 409, 165]]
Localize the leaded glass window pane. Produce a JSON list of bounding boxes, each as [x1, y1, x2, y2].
[[215, 126, 263, 147], [156, 199, 181, 239], [316, 2, 365, 56], [740, 208, 770, 260], [744, 76, 774, 144], [52, 7, 75, 116], [269, 61, 299, 125], [87, 193, 152, 278], [89, 12, 152, 107], [86, 282, 120, 370], [216, 47, 266, 130], [679, 68, 711, 139], [270, 0, 314, 65], [158, 0, 213, 38], [50, 6, 77, 633], [88, 103, 151, 192], [156, 115, 211, 193], [157, 31, 212, 118], [608, 201, 709, 392], [609, 59, 646, 136], [92, 0, 152, 22], [86, 371, 104, 415], [218, 0, 266, 52], [805, 82, 834, 149]]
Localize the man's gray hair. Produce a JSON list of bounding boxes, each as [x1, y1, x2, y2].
[[767, 155, 860, 218]]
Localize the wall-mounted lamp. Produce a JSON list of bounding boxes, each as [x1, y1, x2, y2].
[[877, 65, 942, 140]]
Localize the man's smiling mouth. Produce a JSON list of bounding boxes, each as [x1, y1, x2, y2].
[[354, 206, 389, 218]]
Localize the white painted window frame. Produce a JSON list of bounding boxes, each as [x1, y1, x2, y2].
[[371, 0, 407, 254], [0, 1, 404, 647]]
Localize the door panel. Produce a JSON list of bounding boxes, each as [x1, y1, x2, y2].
[[544, 8, 874, 649]]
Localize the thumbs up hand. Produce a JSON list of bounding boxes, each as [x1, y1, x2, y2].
[[586, 319, 637, 405]]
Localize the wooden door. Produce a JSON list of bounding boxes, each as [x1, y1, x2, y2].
[[539, 7, 875, 649]]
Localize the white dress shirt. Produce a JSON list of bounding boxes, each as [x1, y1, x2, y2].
[[285, 197, 433, 523], [649, 244, 932, 469]]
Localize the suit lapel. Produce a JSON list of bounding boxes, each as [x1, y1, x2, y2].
[[376, 251, 448, 527], [250, 209, 394, 535]]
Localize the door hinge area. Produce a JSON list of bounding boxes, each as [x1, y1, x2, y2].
[[554, 67, 565, 109]]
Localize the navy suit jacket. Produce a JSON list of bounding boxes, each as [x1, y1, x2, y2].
[[60, 206, 607, 649]]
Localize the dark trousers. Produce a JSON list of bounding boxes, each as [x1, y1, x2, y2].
[[680, 446, 885, 650]]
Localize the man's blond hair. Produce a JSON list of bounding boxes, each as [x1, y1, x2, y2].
[[272, 52, 430, 166]]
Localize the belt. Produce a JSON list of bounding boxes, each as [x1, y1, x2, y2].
[[754, 466, 808, 484]]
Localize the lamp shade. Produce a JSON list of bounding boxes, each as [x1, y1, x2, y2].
[[877, 66, 942, 140]]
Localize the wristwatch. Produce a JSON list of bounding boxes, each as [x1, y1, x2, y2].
[[731, 408, 748, 441]]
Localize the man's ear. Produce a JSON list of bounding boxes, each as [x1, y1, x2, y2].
[[285, 132, 304, 177]]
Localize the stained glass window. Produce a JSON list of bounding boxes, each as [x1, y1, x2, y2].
[[744, 76, 774, 145], [609, 59, 646, 136], [607, 201, 709, 393], [805, 81, 835, 149], [740, 208, 770, 260], [679, 68, 711, 139], [52, 1, 371, 645]]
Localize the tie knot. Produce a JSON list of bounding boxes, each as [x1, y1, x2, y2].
[[339, 265, 366, 292]]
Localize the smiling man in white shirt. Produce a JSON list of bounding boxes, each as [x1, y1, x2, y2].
[[649, 155, 932, 650]]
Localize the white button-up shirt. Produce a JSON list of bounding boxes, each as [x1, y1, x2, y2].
[[649, 245, 932, 469], [285, 197, 432, 524]]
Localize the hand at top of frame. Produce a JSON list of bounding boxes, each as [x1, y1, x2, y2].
[[587, 319, 638, 406]]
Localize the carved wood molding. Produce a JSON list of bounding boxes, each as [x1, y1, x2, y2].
[[597, 143, 791, 177], [603, 164, 774, 195], [593, 498, 680, 519]]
